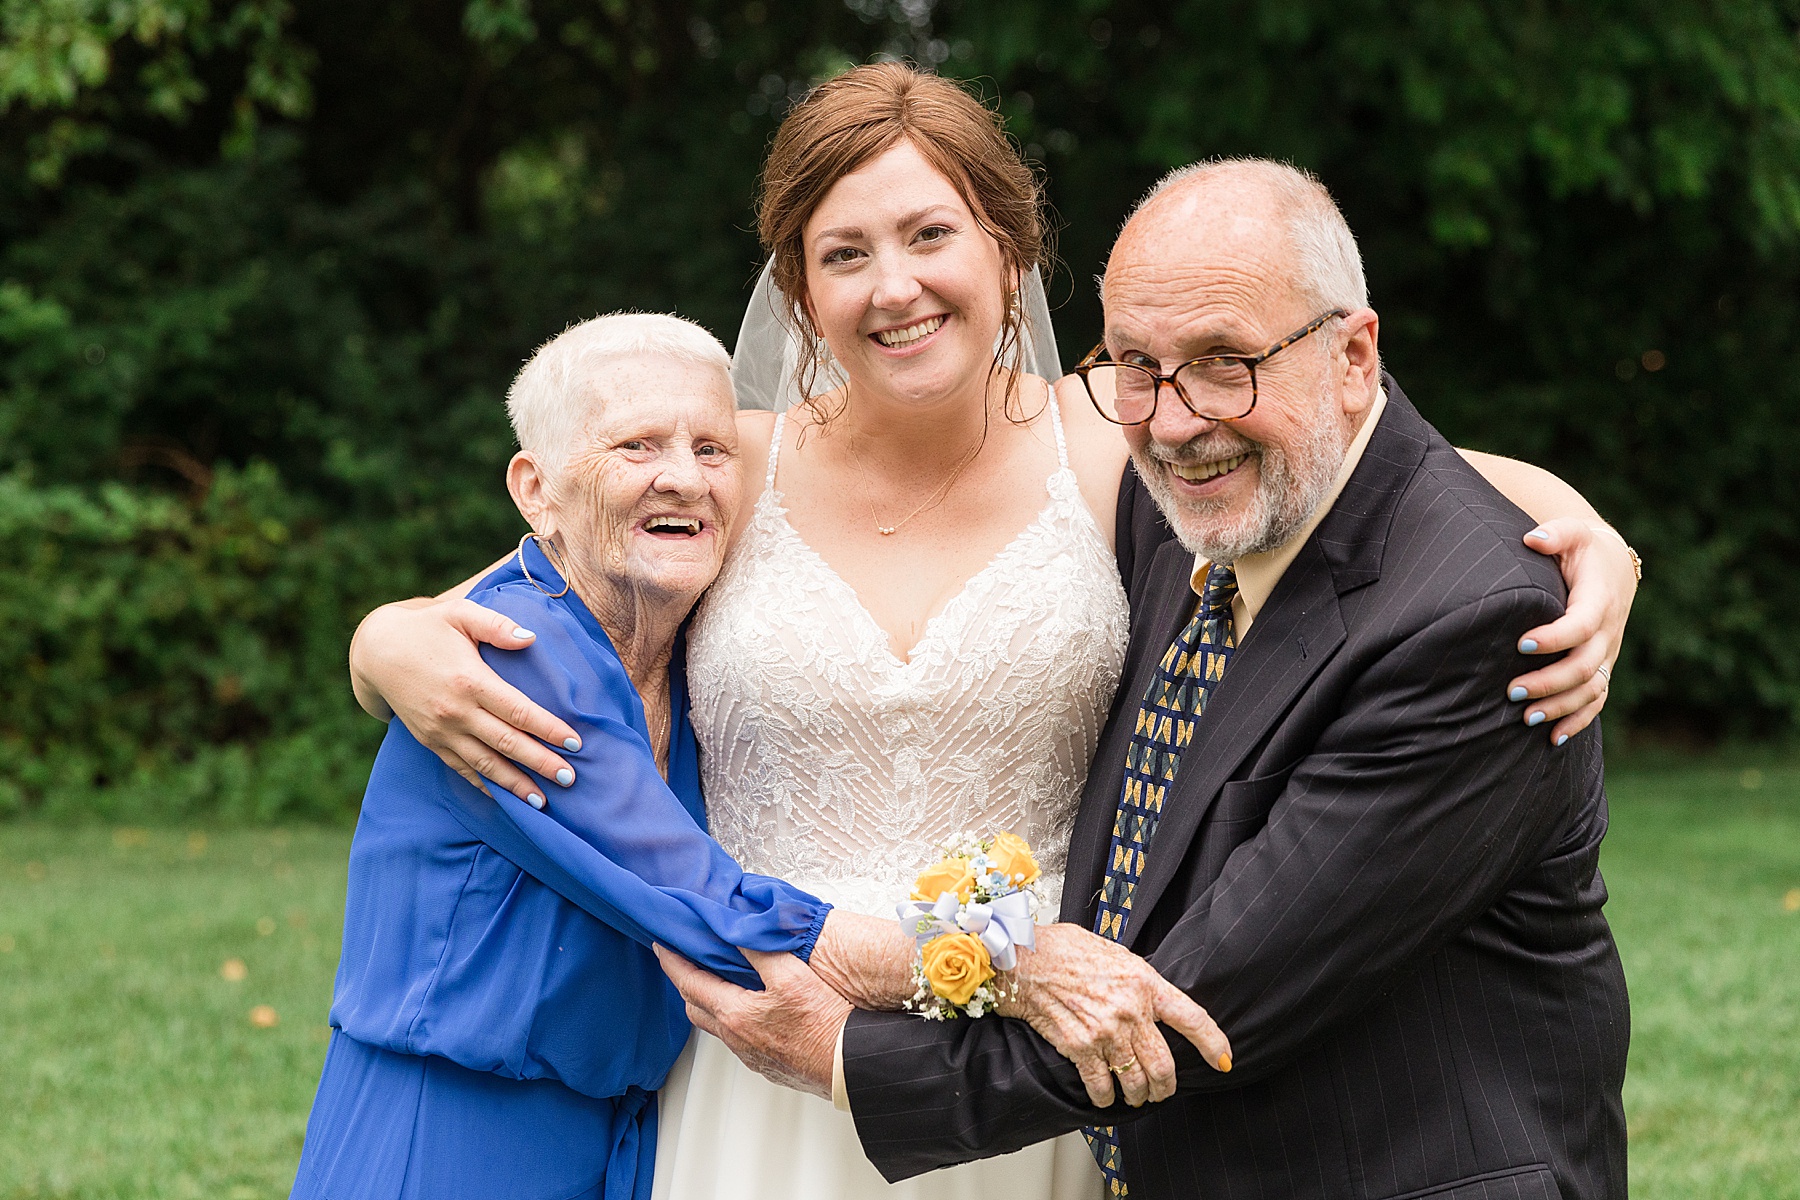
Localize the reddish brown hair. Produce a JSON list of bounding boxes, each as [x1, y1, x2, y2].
[[756, 62, 1048, 421]]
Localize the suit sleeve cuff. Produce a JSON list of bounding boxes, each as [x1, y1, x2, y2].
[[832, 1020, 850, 1113]]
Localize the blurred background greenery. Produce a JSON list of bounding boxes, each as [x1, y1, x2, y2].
[[2, 0, 1798, 821]]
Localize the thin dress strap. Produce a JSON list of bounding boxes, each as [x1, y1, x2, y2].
[[1045, 377, 1070, 469], [765, 410, 786, 491]]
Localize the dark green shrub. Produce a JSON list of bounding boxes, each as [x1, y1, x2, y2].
[[2, 0, 1796, 820]]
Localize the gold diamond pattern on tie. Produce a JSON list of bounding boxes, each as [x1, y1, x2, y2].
[[1082, 563, 1238, 1197]]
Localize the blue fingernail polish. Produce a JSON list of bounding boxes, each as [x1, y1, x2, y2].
[[513, 627, 535, 639], [1556, 734, 1569, 747], [1519, 639, 1539, 654], [527, 793, 546, 810], [564, 737, 581, 752], [1509, 686, 1529, 702], [555, 768, 574, 787], [1527, 711, 1546, 727], [1526, 529, 1550, 541]]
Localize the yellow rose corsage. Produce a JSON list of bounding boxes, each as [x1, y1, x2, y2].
[[920, 932, 994, 1007], [895, 831, 1043, 1019]]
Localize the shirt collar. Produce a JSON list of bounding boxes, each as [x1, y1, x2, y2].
[[1190, 387, 1389, 622]]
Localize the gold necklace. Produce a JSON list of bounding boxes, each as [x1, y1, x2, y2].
[[859, 431, 985, 536]]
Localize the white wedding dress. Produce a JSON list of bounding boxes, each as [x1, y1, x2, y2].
[[652, 397, 1128, 1199]]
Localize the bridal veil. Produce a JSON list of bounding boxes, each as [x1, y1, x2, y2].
[[730, 259, 1063, 411]]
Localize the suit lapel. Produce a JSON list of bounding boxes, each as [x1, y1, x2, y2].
[[1061, 537, 1197, 925], [1121, 547, 1347, 949], [1069, 376, 1434, 937], [1118, 374, 1431, 950]]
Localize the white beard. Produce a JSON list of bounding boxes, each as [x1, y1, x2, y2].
[[1134, 383, 1351, 564]]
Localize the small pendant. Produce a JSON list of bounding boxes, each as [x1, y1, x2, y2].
[[877, 526, 897, 536]]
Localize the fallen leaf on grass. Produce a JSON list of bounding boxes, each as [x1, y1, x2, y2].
[[248, 1005, 280, 1028], [1784, 889, 1799, 913], [220, 958, 248, 982]]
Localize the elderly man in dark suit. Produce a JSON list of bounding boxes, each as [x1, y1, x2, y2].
[[663, 158, 1630, 1200]]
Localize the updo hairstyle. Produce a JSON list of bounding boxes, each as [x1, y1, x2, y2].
[[756, 62, 1049, 423]]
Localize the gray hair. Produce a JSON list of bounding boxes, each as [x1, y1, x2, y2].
[[506, 312, 733, 473], [1122, 158, 1368, 313]]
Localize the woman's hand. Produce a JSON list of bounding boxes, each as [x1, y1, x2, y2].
[[999, 923, 1231, 1109], [1510, 517, 1639, 746], [348, 596, 582, 804]]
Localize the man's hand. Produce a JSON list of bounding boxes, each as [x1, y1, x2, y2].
[[1001, 923, 1232, 1109], [655, 946, 851, 1101], [349, 595, 581, 805]]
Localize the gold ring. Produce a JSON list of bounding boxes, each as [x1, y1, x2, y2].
[[1110, 1055, 1138, 1075]]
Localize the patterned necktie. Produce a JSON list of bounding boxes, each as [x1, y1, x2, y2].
[[1082, 562, 1239, 1197]]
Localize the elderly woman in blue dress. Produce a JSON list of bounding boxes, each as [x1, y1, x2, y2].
[[290, 314, 849, 1200]]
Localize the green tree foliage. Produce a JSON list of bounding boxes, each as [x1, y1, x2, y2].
[[2, 0, 1795, 819]]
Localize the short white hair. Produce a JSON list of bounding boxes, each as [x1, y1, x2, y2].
[[1124, 158, 1368, 313], [506, 312, 733, 472]]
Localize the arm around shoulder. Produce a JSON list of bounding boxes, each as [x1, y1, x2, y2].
[[1458, 449, 1640, 744], [1054, 374, 1131, 556], [345, 560, 582, 801], [437, 584, 831, 989], [1459, 449, 1603, 529]]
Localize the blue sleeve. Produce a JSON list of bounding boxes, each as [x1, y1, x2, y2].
[[442, 583, 829, 992]]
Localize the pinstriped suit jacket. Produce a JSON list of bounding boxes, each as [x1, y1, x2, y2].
[[842, 379, 1629, 1200]]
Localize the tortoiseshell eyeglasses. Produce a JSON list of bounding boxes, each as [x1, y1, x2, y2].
[[1074, 309, 1348, 425]]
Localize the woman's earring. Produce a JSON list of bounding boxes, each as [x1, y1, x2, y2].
[[517, 531, 570, 598]]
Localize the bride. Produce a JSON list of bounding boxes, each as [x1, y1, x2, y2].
[[348, 63, 1637, 1198]]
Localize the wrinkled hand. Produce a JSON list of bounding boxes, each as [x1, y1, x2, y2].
[[807, 910, 919, 1011], [1000, 923, 1231, 1109], [1511, 518, 1638, 745], [349, 596, 581, 804], [655, 946, 850, 1101]]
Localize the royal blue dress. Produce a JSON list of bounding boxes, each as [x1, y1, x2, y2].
[[290, 540, 831, 1200]]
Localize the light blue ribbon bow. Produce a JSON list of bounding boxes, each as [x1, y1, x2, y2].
[[895, 889, 1038, 971]]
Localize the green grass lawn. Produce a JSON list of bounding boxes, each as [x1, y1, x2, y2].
[[2, 765, 1797, 1199], [1600, 763, 1800, 1198], [0, 828, 348, 1199]]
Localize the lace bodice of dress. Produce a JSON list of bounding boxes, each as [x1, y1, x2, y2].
[[686, 401, 1130, 917]]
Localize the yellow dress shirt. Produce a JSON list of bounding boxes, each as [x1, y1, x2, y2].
[[1192, 388, 1386, 630]]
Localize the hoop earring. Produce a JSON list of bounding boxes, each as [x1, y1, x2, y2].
[[517, 531, 570, 598]]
